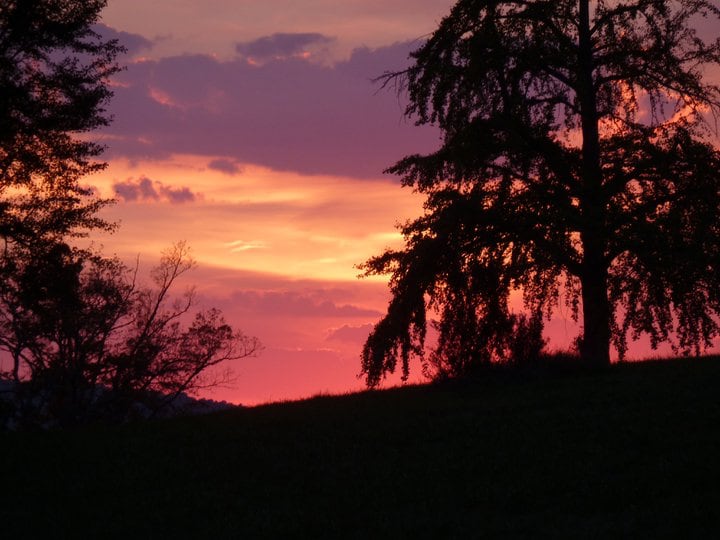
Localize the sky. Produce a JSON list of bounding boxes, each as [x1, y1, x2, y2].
[[91, 0, 711, 405], [91, 0, 461, 405]]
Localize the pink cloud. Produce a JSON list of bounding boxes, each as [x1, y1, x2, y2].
[[326, 323, 374, 343]]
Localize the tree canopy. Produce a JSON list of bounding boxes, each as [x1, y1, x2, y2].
[[361, 0, 720, 386], [0, 0, 122, 244]]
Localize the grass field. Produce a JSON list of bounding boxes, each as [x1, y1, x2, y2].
[[3, 357, 720, 538]]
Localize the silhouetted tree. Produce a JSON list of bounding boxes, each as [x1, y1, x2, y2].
[[0, 4, 259, 428], [0, 0, 121, 247], [0, 242, 261, 428], [361, 0, 720, 386]]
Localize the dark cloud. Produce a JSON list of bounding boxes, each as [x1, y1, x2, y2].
[[113, 176, 198, 203], [208, 158, 242, 175], [102, 41, 440, 178], [94, 24, 154, 55], [113, 176, 158, 201], [235, 32, 334, 61], [162, 185, 196, 203]]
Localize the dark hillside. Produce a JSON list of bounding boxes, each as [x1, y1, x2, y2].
[[2, 357, 720, 538]]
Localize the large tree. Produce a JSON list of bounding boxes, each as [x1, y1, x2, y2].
[[361, 0, 720, 386], [0, 0, 121, 245]]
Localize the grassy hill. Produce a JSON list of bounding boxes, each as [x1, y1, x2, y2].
[[3, 357, 720, 538]]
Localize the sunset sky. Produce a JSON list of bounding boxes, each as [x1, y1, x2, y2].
[[90, 1, 701, 405], [86, 0, 460, 405]]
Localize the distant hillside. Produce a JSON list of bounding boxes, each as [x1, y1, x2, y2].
[[2, 357, 720, 538], [0, 381, 237, 429]]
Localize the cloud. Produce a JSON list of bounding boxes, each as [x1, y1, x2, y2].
[[162, 185, 196, 203], [225, 240, 268, 252], [113, 176, 198, 203], [113, 176, 158, 201], [326, 324, 374, 343], [208, 158, 242, 175], [235, 33, 334, 62], [95, 24, 154, 56], [101, 1, 456, 62], [102, 40, 440, 178], [228, 291, 382, 318]]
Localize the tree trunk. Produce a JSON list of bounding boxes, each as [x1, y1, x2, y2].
[[578, 0, 611, 366], [580, 241, 611, 366]]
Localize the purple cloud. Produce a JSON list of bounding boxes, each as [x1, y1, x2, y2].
[[95, 24, 154, 55], [207, 158, 242, 175], [113, 176, 198, 203], [162, 185, 196, 203], [235, 33, 334, 61], [113, 177, 158, 201], [102, 39, 440, 178]]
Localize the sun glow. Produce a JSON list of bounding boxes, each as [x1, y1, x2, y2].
[[90, 154, 423, 283]]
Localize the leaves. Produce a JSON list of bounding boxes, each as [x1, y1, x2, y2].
[[363, 0, 720, 385], [0, 1, 123, 246], [0, 243, 261, 428]]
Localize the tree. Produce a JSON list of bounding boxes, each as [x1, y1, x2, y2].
[[361, 0, 720, 386], [0, 0, 121, 247], [0, 242, 261, 428], [0, 4, 260, 428]]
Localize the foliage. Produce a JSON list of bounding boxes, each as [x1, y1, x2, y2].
[[0, 3, 261, 428], [0, 242, 261, 428], [426, 311, 547, 380], [0, 0, 121, 245], [361, 0, 720, 386]]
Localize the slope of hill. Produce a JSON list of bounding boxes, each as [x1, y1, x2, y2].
[[2, 357, 720, 538]]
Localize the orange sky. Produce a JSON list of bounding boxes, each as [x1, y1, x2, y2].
[[89, 157, 431, 404]]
